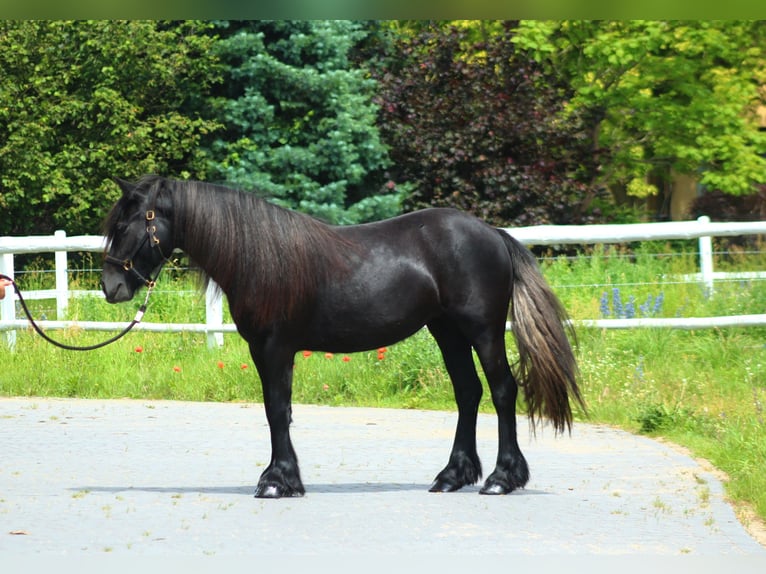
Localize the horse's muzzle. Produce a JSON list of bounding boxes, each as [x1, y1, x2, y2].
[[101, 279, 132, 304]]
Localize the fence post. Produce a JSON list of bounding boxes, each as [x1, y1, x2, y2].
[[697, 215, 714, 296], [206, 280, 224, 348], [1, 251, 16, 349], [54, 230, 68, 319]]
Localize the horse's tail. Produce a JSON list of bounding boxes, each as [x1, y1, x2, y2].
[[498, 229, 586, 434]]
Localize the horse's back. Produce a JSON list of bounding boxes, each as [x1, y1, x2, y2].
[[340, 207, 504, 257], [374, 207, 510, 276], [337, 207, 513, 316]]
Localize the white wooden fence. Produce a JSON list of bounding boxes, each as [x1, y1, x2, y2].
[[1, 216, 765, 350]]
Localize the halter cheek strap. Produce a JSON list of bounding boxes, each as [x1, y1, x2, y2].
[[104, 207, 170, 288]]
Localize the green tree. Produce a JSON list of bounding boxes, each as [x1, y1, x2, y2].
[[206, 20, 401, 225], [0, 20, 220, 235], [513, 20, 766, 212]]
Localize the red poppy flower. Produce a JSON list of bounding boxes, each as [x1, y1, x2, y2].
[[217, 361, 225, 369], [302, 351, 312, 358], [134, 346, 143, 353], [342, 356, 351, 363]]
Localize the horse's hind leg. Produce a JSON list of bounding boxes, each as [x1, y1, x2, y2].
[[473, 331, 529, 495], [427, 318, 483, 492]]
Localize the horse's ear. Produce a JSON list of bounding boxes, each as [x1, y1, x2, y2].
[[112, 177, 135, 197]]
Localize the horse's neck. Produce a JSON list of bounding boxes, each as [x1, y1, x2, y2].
[[173, 193, 227, 286]]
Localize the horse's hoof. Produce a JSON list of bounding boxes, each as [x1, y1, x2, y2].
[[254, 483, 305, 499], [429, 455, 481, 493], [428, 478, 462, 493], [480, 460, 528, 495], [479, 481, 513, 495], [480, 473, 524, 494], [254, 484, 281, 498]]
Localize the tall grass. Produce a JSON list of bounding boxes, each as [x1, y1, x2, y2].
[[1, 243, 765, 526]]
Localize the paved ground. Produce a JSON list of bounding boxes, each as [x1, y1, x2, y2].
[[1, 397, 764, 557]]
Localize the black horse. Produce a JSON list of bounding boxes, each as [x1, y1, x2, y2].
[[101, 175, 584, 498]]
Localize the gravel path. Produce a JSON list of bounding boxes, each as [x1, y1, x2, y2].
[[1, 398, 764, 556]]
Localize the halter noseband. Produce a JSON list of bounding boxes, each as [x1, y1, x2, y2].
[[104, 200, 169, 288]]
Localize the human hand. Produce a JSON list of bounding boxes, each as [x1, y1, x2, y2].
[[0, 277, 12, 300]]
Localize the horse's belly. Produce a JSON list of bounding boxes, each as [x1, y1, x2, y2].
[[300, 285, 439, 353]]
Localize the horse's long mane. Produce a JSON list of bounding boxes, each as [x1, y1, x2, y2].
[[142, 176, 351, 326]]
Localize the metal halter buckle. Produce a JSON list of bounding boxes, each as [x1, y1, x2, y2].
[[147, 225, 161, 245]]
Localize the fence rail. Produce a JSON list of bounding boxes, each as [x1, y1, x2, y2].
[[2, 216, 765, 350]]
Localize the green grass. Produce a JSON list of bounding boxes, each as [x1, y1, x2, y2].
[[2, 243, 765, 528]]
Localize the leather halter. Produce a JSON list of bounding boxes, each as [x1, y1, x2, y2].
[[104, 200, 169, 288]]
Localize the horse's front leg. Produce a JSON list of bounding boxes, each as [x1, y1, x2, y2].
[[249, 342, 304, 498]]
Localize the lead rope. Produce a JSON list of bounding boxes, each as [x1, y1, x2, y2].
[[0, 272, 156, 351]]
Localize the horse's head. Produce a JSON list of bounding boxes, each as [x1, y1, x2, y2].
[[101, 177, 174, 303]]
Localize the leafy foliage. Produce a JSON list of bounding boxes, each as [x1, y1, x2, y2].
[[4, 20, 765, 237], [373, 22, 601, 226], [513, 20, 766, 201], [206, 20, 401, 225], [0, 20, 220, 235]]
